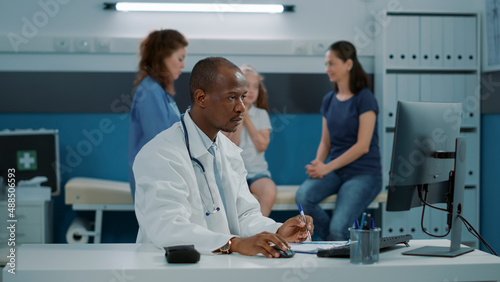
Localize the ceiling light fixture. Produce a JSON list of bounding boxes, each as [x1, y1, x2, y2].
[[103, 2, 295, 13]]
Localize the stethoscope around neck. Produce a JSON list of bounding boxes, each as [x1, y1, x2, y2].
[[180, 113, 221, 216]]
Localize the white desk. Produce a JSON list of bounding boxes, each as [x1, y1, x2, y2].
[[3, 240, 500, 282]]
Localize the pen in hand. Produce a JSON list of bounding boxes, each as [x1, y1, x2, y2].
[[297, 203, 312, 242]]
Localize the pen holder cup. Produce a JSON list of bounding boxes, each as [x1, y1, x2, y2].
[[349, 227, 381, 264]]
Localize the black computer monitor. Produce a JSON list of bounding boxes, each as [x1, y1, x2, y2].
[[387, 101, 473, 257]]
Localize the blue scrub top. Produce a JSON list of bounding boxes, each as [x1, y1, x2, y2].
[[320, 87, 381, 175], [128, 76, 181, 198]]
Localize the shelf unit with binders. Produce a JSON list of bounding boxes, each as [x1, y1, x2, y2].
[[374, 11, 480, 247]]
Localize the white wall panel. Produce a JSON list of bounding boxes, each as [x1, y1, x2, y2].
[[0, 0, 481, 72]]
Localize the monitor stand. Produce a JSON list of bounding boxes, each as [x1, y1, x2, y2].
[[403, 245, 473, 257], [402, 138, 474, 257]]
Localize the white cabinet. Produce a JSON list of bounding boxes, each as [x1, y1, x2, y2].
[[376, 11, 480, 247], [0, 187, 52, 245]]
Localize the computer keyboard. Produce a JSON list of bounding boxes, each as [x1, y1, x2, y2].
[[317, 234, 413, 258]]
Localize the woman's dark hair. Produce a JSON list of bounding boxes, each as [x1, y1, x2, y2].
[[329, 41, 370, 94], [134, 29, 188, 94]]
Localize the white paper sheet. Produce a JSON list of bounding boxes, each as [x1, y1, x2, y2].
[[290, 240, 350, 254]]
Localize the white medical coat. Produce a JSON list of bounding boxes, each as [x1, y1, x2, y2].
[[134, 111, 281, 254]]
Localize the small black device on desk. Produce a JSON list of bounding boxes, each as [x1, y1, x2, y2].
[[273, 245, 295, 258], [317, 234, 412, 258], [164, 245, 200, 263]]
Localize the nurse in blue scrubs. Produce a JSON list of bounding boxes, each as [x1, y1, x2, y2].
[[128, 29, 188, 199]]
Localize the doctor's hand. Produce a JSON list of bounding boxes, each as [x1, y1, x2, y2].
[[230, 232, 290, 258], [305, 160, 330, 179], [277, 215, 314, 243]]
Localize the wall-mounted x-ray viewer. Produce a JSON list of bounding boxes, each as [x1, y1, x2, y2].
[[103, 2, 295, 13]]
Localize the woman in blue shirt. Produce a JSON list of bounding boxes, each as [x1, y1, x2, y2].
[[128, 29, 188, 199], [295, 41, 382, 241]]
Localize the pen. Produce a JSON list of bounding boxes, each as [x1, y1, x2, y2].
[[360, 212, 367, 230], [297, 203, 312, 242], [370, 217, 375, 230], [354, 218, 359, 230], [363, 214, 371, 230]]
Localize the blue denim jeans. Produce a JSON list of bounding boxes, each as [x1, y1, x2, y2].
[[247, 173, 272, 187], [295, 172, 382, 241]]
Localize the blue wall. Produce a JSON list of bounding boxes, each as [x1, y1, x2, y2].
[[480, 114, 500, 254], [0, 113, 131, 242], [0, 113, 322, 243], [1, 112, 498, 254], [267, 114, 322, 185]]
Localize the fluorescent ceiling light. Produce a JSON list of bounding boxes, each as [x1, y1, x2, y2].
[[103, 2, 295, 13]]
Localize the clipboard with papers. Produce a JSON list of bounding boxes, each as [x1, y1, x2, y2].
[[289, 240, 350, 254]]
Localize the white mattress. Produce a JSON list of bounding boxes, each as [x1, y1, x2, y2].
[[63, 178, 386, 207], [65, 177, 133, 205]]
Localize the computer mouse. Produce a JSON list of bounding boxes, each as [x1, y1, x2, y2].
[[272, 245, 295, 258]]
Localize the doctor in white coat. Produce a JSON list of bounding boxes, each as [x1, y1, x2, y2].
[[134, 57, 313, 258]]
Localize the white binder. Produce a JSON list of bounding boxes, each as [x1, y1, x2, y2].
[[452, 73, 467, 105], [464, 74, 480, 126], [394, 16, 408, 67], [420, 16, 433, 68], [460, 132, 479, 186], [454, 16, 467, 68], [442, 16, 456, 68], [408, 74, 421, 102], [420, 74, 450, 103], [419, 74, 435, 102], [396, 74, 408, 102], [385, 74, 397, 127], [407, 16, 420, 68], [438, 74, 455, 102], [396, 74, 420, 102], [419, 74, 432, 101], [385, 15, 400, 67], [464, 16, 477, 68], [431, 17, 444, 68]]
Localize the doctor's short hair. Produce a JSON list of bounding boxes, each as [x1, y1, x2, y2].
[[189, 57, 241, 103]]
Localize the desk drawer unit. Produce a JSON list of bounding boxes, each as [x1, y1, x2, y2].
[[0, 201, 50, 244]]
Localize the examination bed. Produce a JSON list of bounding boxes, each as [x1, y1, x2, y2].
[[64, 177, 386, 243], [65, 177, 133, 243]]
